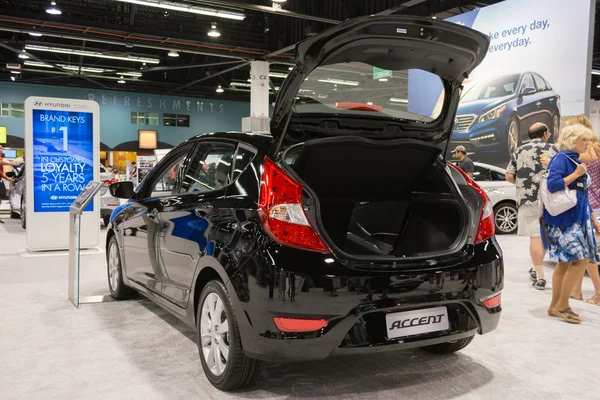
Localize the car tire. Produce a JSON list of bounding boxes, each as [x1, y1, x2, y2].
[[103, 216, 110, 227], [494, 202, 518, 235], [550, 113, 560, 143], [421, 335, 475, 355], [107, 235, 136, 300], [20, 199, 26, 229], [197, 280, 260, 391], [506, 116, 519, 156]]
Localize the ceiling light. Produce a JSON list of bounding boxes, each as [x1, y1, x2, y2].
[[58, 64, 108, 73], [28, 32, 43, 37], [272, 0, 287, 2], [116, 0, 245, 20], [118, 77, 126, 84], [118, 71, 143, 77], [46, 1, 62, 15], [24, 44, 160, 64], [317, 78, 359, 86], [216, 85, 224, 93], [378, 78, 388, 82], [593, 69, 600, 76], [18, 53, 30, 59], [269, 72, 288, 79], [10, 76, 16, 81], [288, 66, 293, 70], [168, 50, 179, 57], [208, 23, 221, 38], [597, 84, 600, 88], [390, 98, 408, 103], [10, 71, 21, 74], [24, 60, 53, 68], [230, 81, 251, 88]]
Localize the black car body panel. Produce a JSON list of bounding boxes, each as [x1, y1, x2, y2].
[[109, 131, 503, 362]]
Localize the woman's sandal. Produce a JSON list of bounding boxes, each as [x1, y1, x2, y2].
[[584, 298, 600, 306], [548, 307, 579, 318], [551, 307, 581, 324]]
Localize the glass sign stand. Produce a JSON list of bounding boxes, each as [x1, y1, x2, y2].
[[68, 181, 104, 308]]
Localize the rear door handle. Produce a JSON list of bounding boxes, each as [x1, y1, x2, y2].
[[148, 209, 158, 219]]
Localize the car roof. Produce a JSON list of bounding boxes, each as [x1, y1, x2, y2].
[[474, 161, 507, 173]]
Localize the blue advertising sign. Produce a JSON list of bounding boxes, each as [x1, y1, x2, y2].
[[32, 110, 94, 212]]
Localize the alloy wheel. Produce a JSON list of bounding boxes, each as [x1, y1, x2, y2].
[[507, 120, 518, 154], [495, 205, 518, 233], [200, 292, 230, 377], [552, 115, 559, 141], [108, 242, 120, 291]]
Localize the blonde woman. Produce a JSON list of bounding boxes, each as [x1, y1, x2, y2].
[[541, 124, 600, 323], [562, 115, 600, 305]]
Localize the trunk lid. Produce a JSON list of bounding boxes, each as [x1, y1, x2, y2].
[[271, 15, 490, 146]]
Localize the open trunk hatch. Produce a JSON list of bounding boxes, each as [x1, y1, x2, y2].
[[272, 15, 490, 146]]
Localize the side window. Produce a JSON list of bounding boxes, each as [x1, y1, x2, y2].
[[533, 75, 547, 91], [149, 155, 188, 197], [520, 74, 536, 93], [490, 170, 506, 181], [144, 144, 194, 198], [180, 142, 235, 194], [472, 166, 492, 182], [232, 146, 256, 181]]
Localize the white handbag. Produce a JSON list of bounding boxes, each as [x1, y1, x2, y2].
[[539, 155, 581, 217]]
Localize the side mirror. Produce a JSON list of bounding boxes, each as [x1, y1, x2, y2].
[[109, 181, 134, 199], [5, 171, 15, 178], [520, 87, 536, 97]]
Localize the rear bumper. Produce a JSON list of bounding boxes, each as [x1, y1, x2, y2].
[[232, 237, 503, 362]]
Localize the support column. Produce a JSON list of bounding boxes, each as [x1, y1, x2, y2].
[[242, 60, 271, 133]]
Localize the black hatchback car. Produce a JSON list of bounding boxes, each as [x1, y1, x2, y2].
[[107, 16, 503, 391]]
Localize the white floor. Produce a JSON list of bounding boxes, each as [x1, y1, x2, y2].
[[1, 214, 600, 400]]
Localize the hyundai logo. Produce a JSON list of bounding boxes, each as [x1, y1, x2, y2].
[[34, 101, 43, 106], [50, 195, 58, 200]]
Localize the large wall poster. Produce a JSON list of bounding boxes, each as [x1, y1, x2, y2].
[[32, 110, 94, 213], [410, 0, 594, 167]]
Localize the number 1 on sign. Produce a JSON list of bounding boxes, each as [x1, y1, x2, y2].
[[59, 126, 68, 152]]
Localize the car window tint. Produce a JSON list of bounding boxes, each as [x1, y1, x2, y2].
[[472, 166, 492, 181], [180, 142, 235, 194], [231, 146, 256, 181], [490, 170, 505, 181], [520, 74, 535, 92], [533, 75, 547, 91], [150, 154, 188, 197]]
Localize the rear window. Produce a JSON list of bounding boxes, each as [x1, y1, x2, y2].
[[293, 62, 445, 123]]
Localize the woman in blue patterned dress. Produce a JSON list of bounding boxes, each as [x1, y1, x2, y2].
[[541, 123, 599, 324]]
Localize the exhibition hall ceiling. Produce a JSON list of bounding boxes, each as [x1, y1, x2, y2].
[[2, 0, 598, 100], [0, 0, 506, 99]]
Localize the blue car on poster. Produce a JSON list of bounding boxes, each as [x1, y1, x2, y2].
[[448, 72, 560, 158]]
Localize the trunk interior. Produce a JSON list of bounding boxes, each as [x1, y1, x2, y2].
[[283, 137, 467, 258]]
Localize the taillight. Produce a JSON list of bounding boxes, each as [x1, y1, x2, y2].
[[482, 292, 501, 309], [448, 162, 495, 244], [273, 317, 329, 333], [259, 157, 329, 252]]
